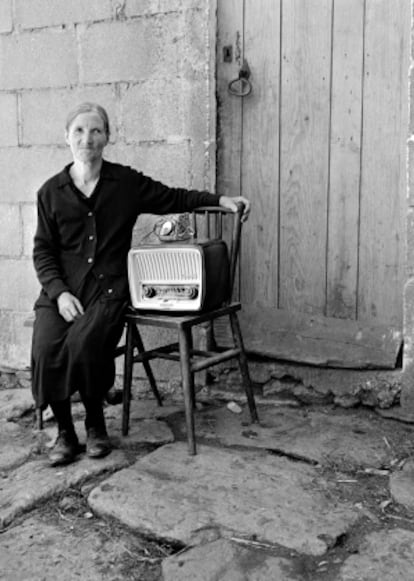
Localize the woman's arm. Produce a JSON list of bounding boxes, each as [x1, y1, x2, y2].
[[33, 193, 71, 301], [135, 171, 251, 220]]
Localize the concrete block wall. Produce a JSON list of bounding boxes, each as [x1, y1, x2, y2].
[[400, 0, 414, 410], [0, 0, 217, 370]]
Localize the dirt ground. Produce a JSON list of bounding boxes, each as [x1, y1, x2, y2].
[[27, 489, 172, 581], [4, 405, 414, 581]]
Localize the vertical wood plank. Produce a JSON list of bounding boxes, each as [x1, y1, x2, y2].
[[326, 0, 364, 319], [216, 0, 244, 198], [358, 0, 409, 326], [241, 0, 281, 306], [279, 0, 332, 314]]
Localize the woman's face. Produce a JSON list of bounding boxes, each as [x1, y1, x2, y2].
[[65, 111, 108, 164]]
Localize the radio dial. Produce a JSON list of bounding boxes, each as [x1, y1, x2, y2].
[[143, 286, 156, 298], [188, 286, 198, 299]]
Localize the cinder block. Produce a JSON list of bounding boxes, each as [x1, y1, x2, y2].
[[0, 0, 12, 33], [184, 74, 215, 189], [0, 205, 21, 256], [0, 93, 18, 146], [9, 311, 34, 369], [121, 80, 184, 142], [0, 259, 39, 311], [401, 277, 414, 411], [21, 86, 117, 146], [175, 76, 214, 189], [407, 209, 414, 278], [79, 16, 183, 84], [410, 68, 414, 134], [126, 0, 184, 17], [0, 147, 71, 203], [108, 141, 191, 188], [190, 137, 215, 192], [0, 312, 16, 368], [121, 77, 213, 189], [408, 140, 414, 206], [126, 0, 207, 15], [184, 77, 210, 142], [21, 203, 37, 257], [0, 310, 33, 369], [190, 145, 213, 191], [15, 0, 112, 29], [0, 30, 78, 90], [179, 6, 211, 76]]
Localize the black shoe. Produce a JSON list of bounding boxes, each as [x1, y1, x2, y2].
[[86, 427, 112, 458], [48, 430, 81, 467]]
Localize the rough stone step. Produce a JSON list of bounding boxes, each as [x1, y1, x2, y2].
[[337, 528, 414, 580], [0, 514, 149, 581], [88, 442, 360, 556], [390, 459, 414, 511], [175, 404, 411, 469], [162, 538, 299, 581], [0, 451, 129, 530], [0, 419, 36, 470], [0, 388, 34, 421]]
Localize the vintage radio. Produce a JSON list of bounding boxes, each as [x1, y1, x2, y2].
[[128, 239, 230, 312]]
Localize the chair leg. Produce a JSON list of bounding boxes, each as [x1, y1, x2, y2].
[[187, 329, 196, 410], [201, 321, 216, 386], [131, 325, 163, 406], [229, 311, 259, 423], [36, 408, 43, 430], [179, 327, 197, 455], [122, 321, 135, 436]]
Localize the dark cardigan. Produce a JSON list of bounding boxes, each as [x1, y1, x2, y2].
[[31, 159, 220, 408]]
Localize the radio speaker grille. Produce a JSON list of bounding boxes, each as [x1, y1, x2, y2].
[[135, 248, 201, 282]]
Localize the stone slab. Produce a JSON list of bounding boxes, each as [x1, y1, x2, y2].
[[0, 515, 143, 581], [104, 397, 181, 422], [88, 442, 359, 556], [162, 539, 300, 581], [338, 529, 414, 580], [377, 406, 414, 423], [0, 420, 34, 470], [183, 405, 410, 469], [110, 417, 175, 447], [0, 451, 129, 530], [390, 460, 414, 510], [0, 388, 34, 421]]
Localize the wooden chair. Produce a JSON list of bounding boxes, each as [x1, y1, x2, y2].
[[122, 204, 259, 455]]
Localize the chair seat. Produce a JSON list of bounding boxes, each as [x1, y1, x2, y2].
[[125, 302, 241, 329]]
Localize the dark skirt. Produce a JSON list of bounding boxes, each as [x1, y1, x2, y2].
[[31, 275, 126, 409]]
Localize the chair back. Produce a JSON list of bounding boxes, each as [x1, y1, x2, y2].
[[189, 203, 244, 299]]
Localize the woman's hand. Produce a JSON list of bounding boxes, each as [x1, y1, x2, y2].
[[219, 195, 251, 222], [57, 291, 84, 323]]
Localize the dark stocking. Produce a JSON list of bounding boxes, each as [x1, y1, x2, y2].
[[81, 395, 106, 432], [50, 399, 75, 434]]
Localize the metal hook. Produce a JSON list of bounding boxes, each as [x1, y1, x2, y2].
[[228, 58, 252, 97]]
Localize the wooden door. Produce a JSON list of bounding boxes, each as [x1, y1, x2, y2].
[[217, 0, 410, 368]]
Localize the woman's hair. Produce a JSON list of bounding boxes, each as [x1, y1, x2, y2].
[[65, 102, 110, 137]]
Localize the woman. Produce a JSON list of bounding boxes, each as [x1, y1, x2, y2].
[[32, 102, 250, 466]]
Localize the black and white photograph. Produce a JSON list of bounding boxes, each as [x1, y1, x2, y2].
[[0, 1, 413, 579]]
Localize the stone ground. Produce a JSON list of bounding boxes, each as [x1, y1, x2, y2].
[[2, 389, 414, 579]]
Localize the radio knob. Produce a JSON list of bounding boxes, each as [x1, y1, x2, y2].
[[143, 286, 155, 298], [188, 286, 198, 299]]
